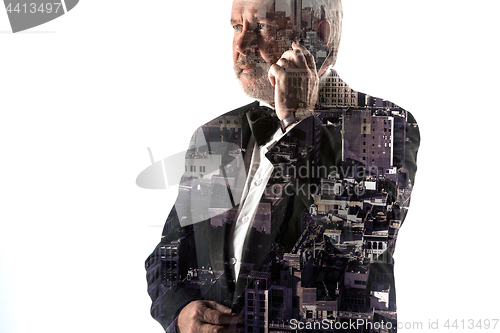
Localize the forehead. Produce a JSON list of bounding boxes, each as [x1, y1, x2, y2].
[[231, 0, 276, 20]]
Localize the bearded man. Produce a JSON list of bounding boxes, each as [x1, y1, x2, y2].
[[146, 1, 419, 332]]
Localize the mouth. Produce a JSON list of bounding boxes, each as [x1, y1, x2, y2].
[[240, 64, 257, 74], [235, 56, 269, 80]]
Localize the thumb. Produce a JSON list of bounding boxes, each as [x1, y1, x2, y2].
[[268, 66, 276, 87]]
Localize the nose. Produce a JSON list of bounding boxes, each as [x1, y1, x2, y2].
[[235, 24, 259, 55]]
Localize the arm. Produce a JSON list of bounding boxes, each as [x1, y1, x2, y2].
[[145, 129, 244, 333], [146, 207, 243, 333], [144, 207, 199, 332]]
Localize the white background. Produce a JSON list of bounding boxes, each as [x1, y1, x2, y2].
[[0, 0, 499, 332]]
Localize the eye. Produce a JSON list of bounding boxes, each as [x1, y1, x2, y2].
[[258, 23, 270, 30], [233, 24, 243, 32]]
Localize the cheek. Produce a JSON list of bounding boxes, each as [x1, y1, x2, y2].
[[259, 38, 282, 63]]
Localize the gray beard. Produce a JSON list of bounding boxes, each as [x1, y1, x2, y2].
[[235, 63, 275, 105]]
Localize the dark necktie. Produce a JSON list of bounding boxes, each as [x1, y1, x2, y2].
[[246, 105, 280, 146]]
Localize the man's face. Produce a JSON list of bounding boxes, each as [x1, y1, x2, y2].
[[231, 0, 291, 103]]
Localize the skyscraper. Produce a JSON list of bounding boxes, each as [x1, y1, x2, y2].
[[291, 0, 302, 35]]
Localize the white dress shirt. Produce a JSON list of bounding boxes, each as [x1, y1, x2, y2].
[[230, 103, 299, 280]]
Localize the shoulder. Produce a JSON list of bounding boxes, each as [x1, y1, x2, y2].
[[186, 101, 257, 148], [200, 101, 259, 127]]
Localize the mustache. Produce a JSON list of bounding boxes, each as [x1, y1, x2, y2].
[[236, 55, 268, 67]]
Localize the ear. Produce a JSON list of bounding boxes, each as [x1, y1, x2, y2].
[[317, 19, 331, 46], [316, 19, 333, 77]]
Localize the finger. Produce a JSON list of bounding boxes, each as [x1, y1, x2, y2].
[[202, 309, 241, 326], [199, 323, 243, 333], [280, 48, 306, 69], [276, 57, 292, 69], [268, 63, 285, 87], [199, 323, 224, 333], [292, 42, 316, 71], [206, 301, 233, 315]]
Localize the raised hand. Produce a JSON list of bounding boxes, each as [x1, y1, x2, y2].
[[268, 42, 319, 120]]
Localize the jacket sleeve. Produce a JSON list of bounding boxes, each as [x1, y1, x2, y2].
[[144, 124, 242, 331], [145, 129, 206, 332], [145, 208, 202, 332]]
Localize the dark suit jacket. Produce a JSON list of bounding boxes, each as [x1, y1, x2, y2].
[[145, 100, 419, 332]]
